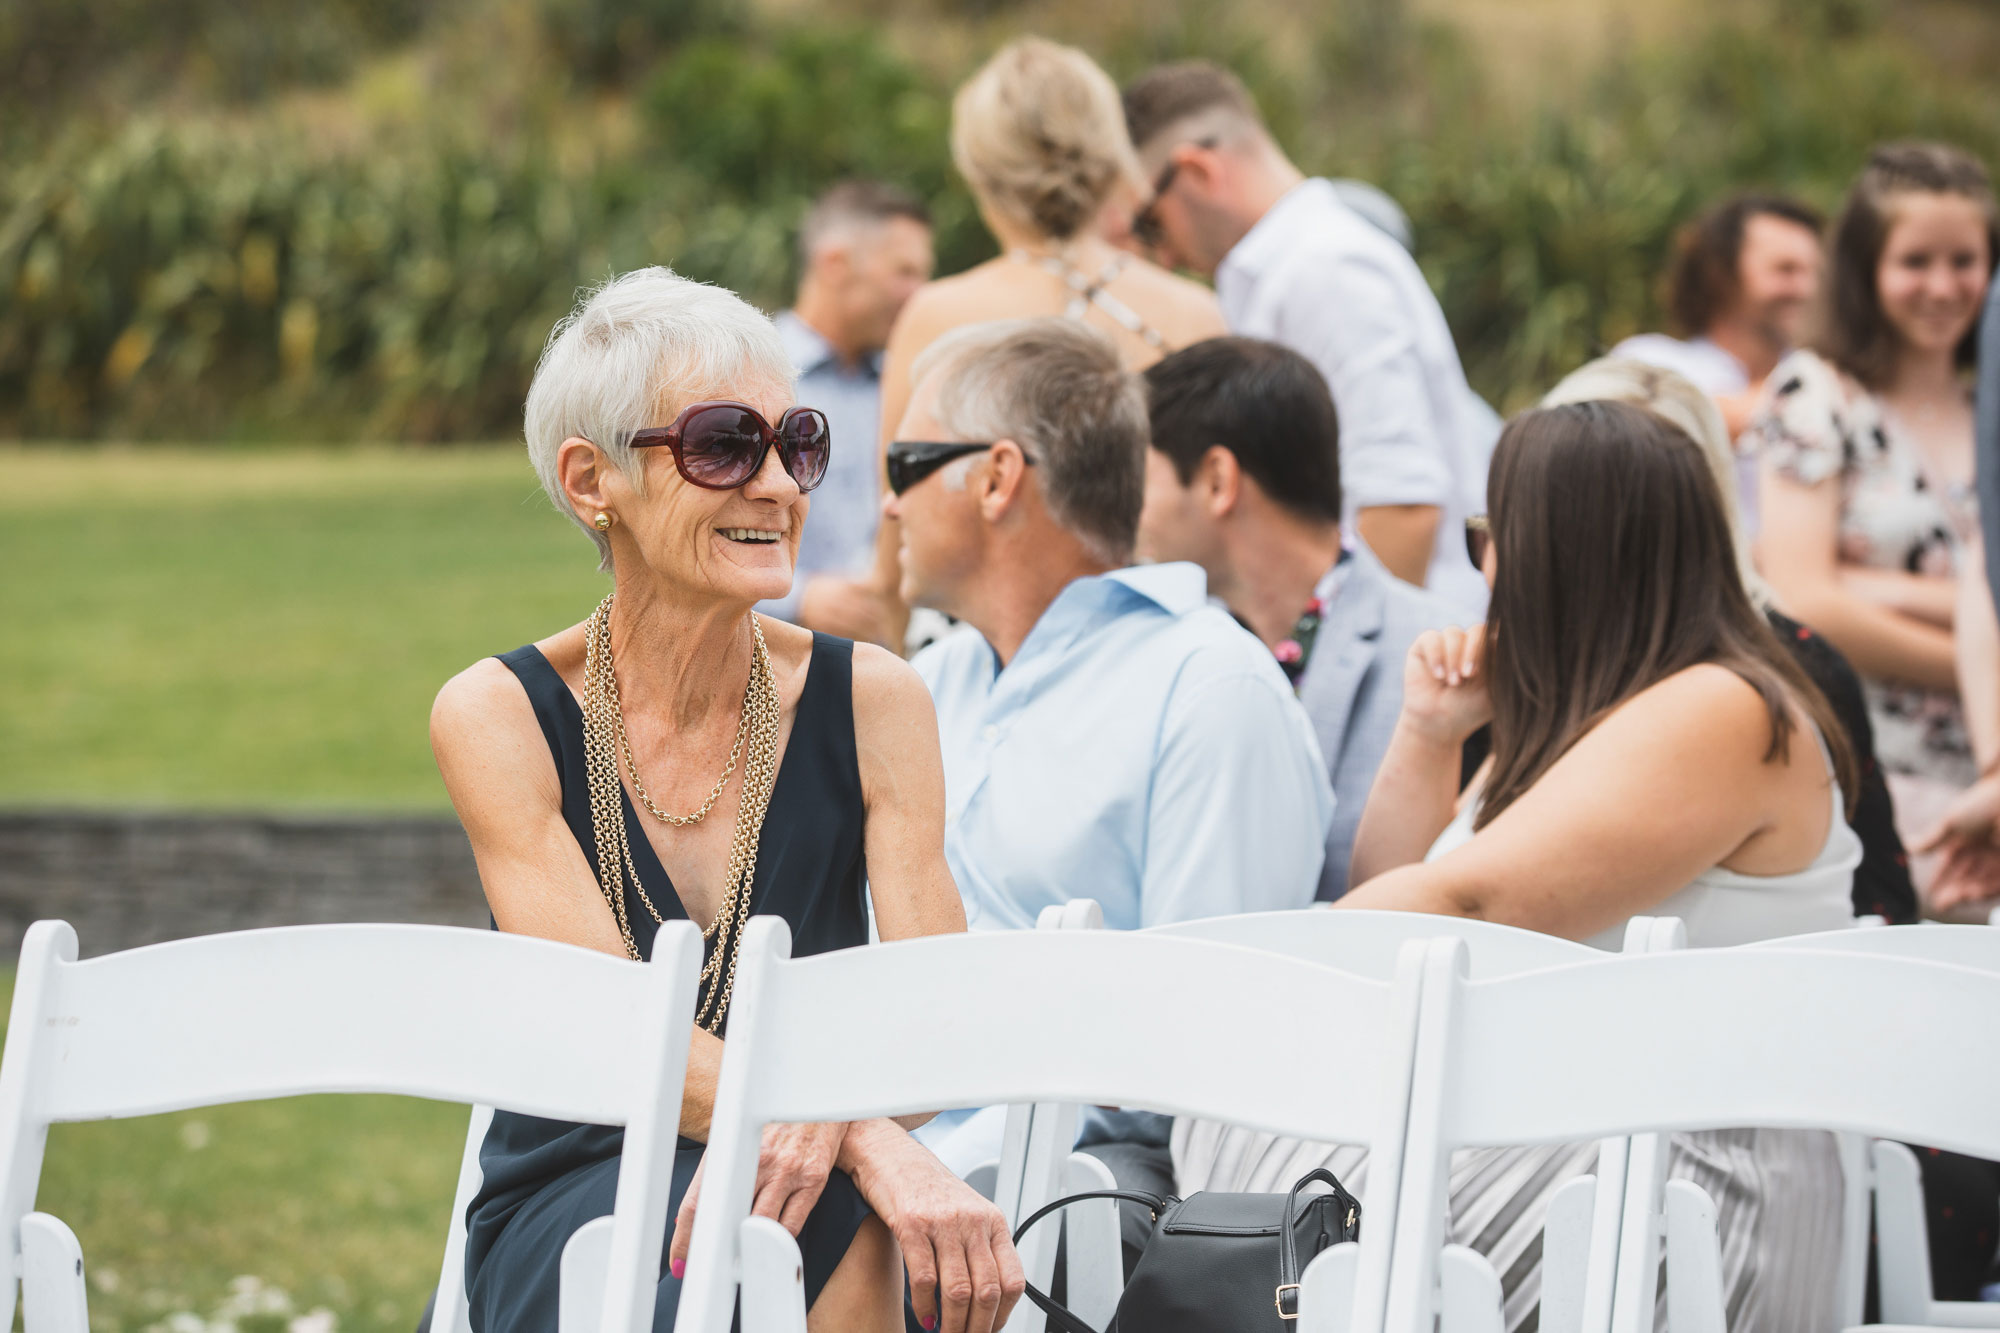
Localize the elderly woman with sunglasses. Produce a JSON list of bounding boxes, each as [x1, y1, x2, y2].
[[430, 269, 1025, 1333]]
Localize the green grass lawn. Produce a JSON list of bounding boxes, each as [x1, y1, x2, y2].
[[0, 968, 470, 1333], [0, 445, 607, 810]]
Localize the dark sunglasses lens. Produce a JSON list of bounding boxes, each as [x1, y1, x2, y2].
[[678, 406, 767, 488], [1465, 523, 1489, 569], [780, 410, 831, 492]]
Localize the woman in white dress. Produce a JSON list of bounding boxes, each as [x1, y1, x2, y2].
[[1174, 400, 1862, 1331]]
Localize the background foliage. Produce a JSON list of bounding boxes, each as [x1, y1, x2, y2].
[[3, 0, 1999, 440]]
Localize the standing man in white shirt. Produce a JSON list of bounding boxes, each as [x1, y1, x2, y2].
[[1120, 61, 1492, 617], [765, 180, 934, 631], [1612, 193, 1824, 437]]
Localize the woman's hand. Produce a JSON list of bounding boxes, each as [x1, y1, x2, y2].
[[666, 1121, 848, 1279], [841, 1120, 1025, 1333], [1916, 773, 2000, 910], [1401, 625, 1492, 745]]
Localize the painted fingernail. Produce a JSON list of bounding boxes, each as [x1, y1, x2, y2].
[[670, 1259, 686, 1279], [921, 1318, 936, 1331]]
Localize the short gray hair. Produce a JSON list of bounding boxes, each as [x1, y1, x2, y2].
[[524, 267, 796, 568], [798, 179, 930, 266], [912, 317, 1148, 565]]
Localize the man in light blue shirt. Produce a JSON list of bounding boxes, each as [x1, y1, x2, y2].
[[884, 315, 1333, 1215], [761, 180, 933, 628]]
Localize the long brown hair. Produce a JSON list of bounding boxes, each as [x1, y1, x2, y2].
[[1817, 141, 1999, 390], [1476, 401, 1856, 830]]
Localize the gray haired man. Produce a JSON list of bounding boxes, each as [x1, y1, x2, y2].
[[886, 316, 1332, 1257]]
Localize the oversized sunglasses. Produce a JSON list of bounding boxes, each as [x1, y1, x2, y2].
[[629, 400, 830, 492], [1464, 514, 1491, 569], [887, 440, 1036, 496], [1131, 138, 1216, 251]]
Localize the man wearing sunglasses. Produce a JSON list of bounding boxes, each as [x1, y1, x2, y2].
[[885, 315, 1332, 1245], [1120, 61, 1493, 620]]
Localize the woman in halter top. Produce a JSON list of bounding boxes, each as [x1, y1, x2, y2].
[[817, 37, 1226, 650], [1177, 401, 1864, 1331]]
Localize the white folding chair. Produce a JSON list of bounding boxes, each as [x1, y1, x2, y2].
[[1390, 938, 2000, 1333], [432, 1103, 494, 1333], [674, 916, 1434, 1333], [1743, 925, 2000, 1330], [1149, 911, 1684, 1333], [0, 920, 702, 1333]]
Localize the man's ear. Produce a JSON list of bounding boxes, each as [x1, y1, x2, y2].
[[1200, 445, 1243, 518], [556, 436, 618, 525], [977, 437, 1033, 521]]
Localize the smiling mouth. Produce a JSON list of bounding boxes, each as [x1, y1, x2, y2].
[[719, 527, 782, 545]]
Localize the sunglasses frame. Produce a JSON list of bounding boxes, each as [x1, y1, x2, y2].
[[628, 399, 831, 493], [1464, 514, 1492, 570], [1131, 137, 1218, 251], [886, 440, 1038, 496]]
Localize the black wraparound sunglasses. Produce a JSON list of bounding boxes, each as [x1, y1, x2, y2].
[[886, 440, 1035, 496]]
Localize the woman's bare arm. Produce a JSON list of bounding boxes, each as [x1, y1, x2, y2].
[[1350, 627, 1490, 884], [1758, 465, 1958, 690], [1837, 567, 1959, 627], [429, 658, 732, 1141], [1956, 537, 2000, 768], [1338, 666, 1804, 940]]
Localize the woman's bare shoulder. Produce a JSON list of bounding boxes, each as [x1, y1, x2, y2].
[[849, 640, 936, 724], [1599, 662, 1781, 760], [1114, 259, 1227, 345]]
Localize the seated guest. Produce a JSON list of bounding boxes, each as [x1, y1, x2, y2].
[[888, 315, 1332, 1213], [1543, 356, 1916, 924], [766, 180, 934, 636], [1120, 61, 1490, 613], [429, 268, 1022, 1333], [1613, 193, 1824, 439], [1136, 337, 1449, 900], [1176, 401, 1859, 1333]]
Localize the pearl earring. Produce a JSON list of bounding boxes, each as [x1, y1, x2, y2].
[[593, 511, 613, 531]]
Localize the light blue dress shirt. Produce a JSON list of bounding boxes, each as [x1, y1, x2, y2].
[[909, 563, 1334, 1162], [761, 311, 884, 622], [914, 562, 1334, 933]]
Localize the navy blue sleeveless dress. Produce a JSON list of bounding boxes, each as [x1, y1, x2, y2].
[[465, 633, 873, 1331]]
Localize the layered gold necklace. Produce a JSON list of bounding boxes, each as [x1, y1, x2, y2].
[[581, 593, 780, 1032]]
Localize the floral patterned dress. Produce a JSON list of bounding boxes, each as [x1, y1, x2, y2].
[[1747, 349, 1979, 792]]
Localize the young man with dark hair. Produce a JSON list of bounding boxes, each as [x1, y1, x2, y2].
[[1120, 61, 1492, 616], [1614, 193, 1824, 438], [1138, 336, 1450, 899], [767, 179, 935, 630]]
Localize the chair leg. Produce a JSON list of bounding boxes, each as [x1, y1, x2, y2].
[[738, 1216, 808, 1333], [557, 1216, 613, 1333], [1662, 1181, 1727, 1333], [1439, 1245, 1505, 1333], [1058, 1153, 1122, 1332], [20, 1213, 88, 1333]]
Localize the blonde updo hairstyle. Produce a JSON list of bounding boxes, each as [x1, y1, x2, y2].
[[951, 38, 1147, 244]]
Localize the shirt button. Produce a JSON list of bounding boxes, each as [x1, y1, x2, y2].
[[981, 724, 1000, 742]]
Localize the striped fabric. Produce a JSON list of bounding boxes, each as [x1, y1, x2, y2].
[[1170, 1123, 1844, 1332]]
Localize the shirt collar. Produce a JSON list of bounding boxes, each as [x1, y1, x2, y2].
[[1219, 178, 1340, 290], [776, 310, 881, 380], [992, 562, 1211, 676]]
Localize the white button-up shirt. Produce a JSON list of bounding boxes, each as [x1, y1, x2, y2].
[[1219, 179, 1492, 618], [761, 311, 884, 622], [913, 562, 1333, 933]]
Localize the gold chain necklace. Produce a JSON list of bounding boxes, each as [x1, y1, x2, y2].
[[580, 593, 781, 1031]]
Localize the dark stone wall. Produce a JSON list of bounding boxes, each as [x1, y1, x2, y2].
[[0, 811, 486, 956]]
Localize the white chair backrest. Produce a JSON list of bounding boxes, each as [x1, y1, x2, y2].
[[676, 917, 1433, 1333], [1389, 938, 2000, 1330], [1150, 908, 1618, 978], [1746, 922, 2000, 969], [0, 920, 702, 1333]]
